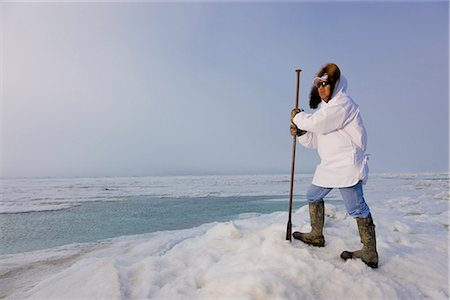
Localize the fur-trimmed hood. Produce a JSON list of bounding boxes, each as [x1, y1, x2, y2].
[[309, 63, 342, 109]]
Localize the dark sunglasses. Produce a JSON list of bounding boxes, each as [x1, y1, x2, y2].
[[316, 81, 330, 88]]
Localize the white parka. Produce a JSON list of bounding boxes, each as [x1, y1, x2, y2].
[[293, 75, 369, 188]]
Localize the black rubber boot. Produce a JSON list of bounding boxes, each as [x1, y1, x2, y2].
[[341, 215, 379, 268], [293, 202, 325, 247]]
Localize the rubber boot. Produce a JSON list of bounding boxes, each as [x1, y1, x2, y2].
[[341, 215, 379, 268], [293, 202, 325, 247]]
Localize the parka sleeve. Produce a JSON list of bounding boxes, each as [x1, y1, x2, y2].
[[293, 105, 348, 135], [297, 131, 317, 149]]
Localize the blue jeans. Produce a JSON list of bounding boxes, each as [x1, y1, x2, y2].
[[306, 181, 371, 218]]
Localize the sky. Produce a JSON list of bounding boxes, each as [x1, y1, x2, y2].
[[1, 1, 448, 178]]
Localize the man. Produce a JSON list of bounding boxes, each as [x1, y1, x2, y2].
[[290, 63, 378, 268]]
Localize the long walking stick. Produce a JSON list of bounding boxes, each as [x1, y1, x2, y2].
[[286, 69, 301, 241]]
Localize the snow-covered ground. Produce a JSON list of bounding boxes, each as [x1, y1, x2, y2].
[[0, 173, 448, 299]]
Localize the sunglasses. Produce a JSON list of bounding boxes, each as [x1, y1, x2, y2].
[[316, 81, 330, 88]]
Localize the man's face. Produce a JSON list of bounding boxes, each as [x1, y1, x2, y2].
[[318, 81, 331, 102]]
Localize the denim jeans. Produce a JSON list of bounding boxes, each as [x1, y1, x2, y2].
[[306, 181, 371, 218]]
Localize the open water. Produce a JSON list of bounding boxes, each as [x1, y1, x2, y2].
[[1, 174, 325, 255], [0, 194, 307, 254]]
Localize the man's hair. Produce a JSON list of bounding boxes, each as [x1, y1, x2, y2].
[[309, 63, 341, 109]]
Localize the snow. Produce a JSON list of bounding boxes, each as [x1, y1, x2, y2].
[[0, 173, 448, 299]]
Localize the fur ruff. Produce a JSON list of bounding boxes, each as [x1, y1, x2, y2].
[[309, 63, 341, 109]]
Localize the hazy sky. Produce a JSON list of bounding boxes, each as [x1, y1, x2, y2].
[[1, 1, 448, 178]]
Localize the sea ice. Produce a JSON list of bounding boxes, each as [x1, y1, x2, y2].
[[0, 173, 448, 299]]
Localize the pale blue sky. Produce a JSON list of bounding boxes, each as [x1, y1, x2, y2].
[[1, 1, 448, 178]]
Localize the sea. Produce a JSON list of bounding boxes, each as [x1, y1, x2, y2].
[[1, 173, 448, 256], [0, 174, 317, 255]]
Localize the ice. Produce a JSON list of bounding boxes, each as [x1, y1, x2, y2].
[[0, 173, 448, 299], [238, 212, 262, 219], [1, 175, 310, 214]]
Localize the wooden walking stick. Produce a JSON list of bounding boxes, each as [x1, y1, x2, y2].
[[286, 69, 301, 241]]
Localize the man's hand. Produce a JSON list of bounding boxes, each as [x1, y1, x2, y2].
[[290, 108, 305, 136], [290, 124, 298, 137], [290, 108, 301, 123], [290, 124, 307, 137]]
